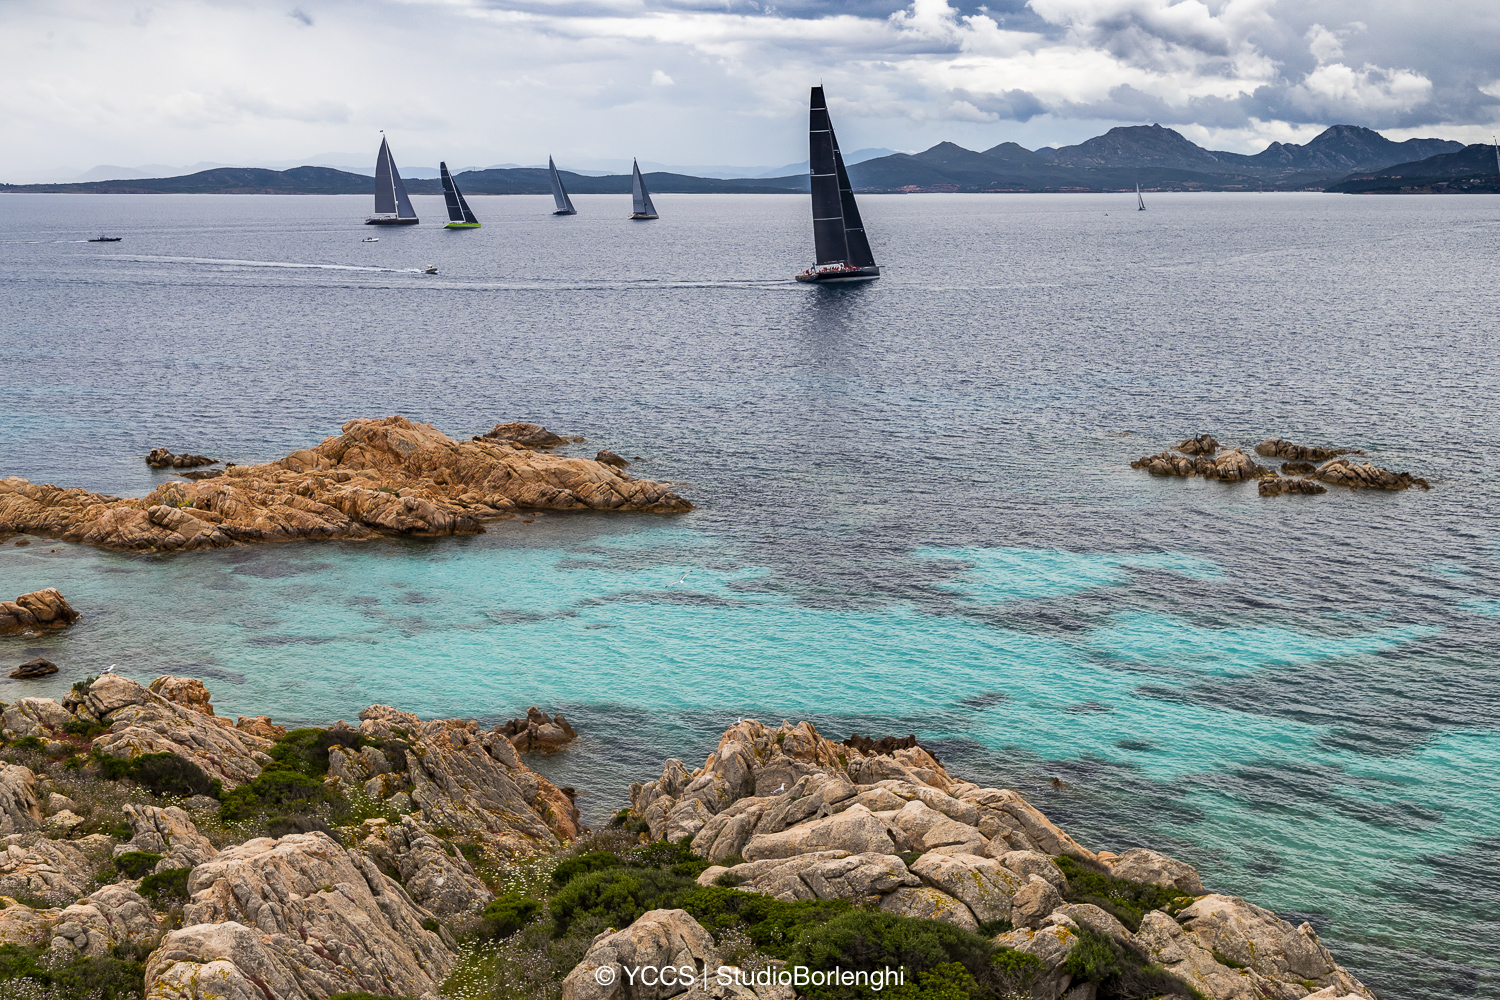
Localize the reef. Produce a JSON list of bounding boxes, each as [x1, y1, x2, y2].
[[1133, 434, 1430, 498], [0, 416, 691, 551], [0, 589, 79, 634]]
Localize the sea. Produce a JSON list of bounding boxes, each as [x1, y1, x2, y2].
[[1, 191, 1497, 999]]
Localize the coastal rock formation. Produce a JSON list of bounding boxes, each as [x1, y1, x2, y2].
[[2, 697, 75, 740], [0, 883, 160, 955], [235, 715, 286, 738], [616, 719, 1374, 1000], [342, 704, 581, 854], [1259, 477, 1328, 496], [10, 657, 59, 679], [1282, 460, 1317, 475], [115, 803, 220, 872], [86, 675, 273, 788], [500, 706, 578, 752], [0, 415, 691, 551], [357, 815, 492, 917], [1255, 438, 1362, 461], [479, 421, 581, 448], [0, 588, 80, 633], [0, 837, 96, 901], [147, 448, 217, 469], [1130, 448, 1269, 481], [1176, 433, 1220, 455], [145, 831, 454, 1000], [595, 449, 628, 467], [1313, 457, 1430, 491], [0, 763, 44, 833], [148, 675, 217, 716]]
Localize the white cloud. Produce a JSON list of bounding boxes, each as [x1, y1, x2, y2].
[[651, 69, 675, 85]]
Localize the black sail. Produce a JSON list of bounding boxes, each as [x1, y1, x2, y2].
[[808, 86, 847, 265], [440, 162, 464, 222], [374, 137, 398, 215], [631, 160, 658, 217], [456, 183, 478, 224], [549, 156, 577, 214]]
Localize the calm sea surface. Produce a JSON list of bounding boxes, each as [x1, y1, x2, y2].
[[1, 191, 1498, 998]]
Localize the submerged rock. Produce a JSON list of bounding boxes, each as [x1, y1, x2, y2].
[[9, 658, 58, 679], [595, 449, 629, 467], [0, 415, 690, 551], [1259, 477, 1328, 496], [1313, 457, 1430, 491], [480, 421, 581, 448], [147, 448, 217, 469], [1254, 438, 1362, 461], [0, 588, 79, 633], [500, 706, 578, 752]]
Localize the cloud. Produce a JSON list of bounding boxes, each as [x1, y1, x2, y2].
[[1, 0, 1497, 181]]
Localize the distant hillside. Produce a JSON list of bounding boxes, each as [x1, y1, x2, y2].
[[1326, 144, 1500, 194], [2, 125, 1480, 196], [0, 165, 803, 196]]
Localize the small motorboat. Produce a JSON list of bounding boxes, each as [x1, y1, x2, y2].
[[422, 265, 438, 274], [362, 237, 379, 242], [88, 235, 122, 242]]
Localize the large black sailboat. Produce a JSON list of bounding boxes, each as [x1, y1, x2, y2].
[[440, 162, 480, 228], [796, 86, 878, 283], [549, 156, 577, 215], [366, 134, 419, 225]]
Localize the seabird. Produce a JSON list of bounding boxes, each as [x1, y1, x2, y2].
[[667, 570, 692, 587], [773, 782, 786, 794], [102, 664, 117, 675]]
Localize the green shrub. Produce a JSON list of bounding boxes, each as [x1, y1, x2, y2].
[[128, 753, 222, 798], [64, 717, 108, 738], [549, 867, 692, 936], [680, 885, 851, 959], [266, 814, 335, 838], [9, 736, 45, 752], [268, 727, 364, 776], [114, 851, 164, 879], [885, 961, 979, 1000], [71, 676, 98, 694], [789, 910, 997, 999], [1054, 856, 1185, 932], [1063, 926, 1127, 983], [139, 868, 191, 907], [552, 851, 623, 888], [421, 917, 440, 933], [218, 768, 331, 822], [0, 941, 147, 999], [481, 892, 542, 939]]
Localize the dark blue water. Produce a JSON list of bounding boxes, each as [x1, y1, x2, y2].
[[1, 192, 1498, 999]]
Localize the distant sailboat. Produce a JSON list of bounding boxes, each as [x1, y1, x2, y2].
[[549, 156, 577, 215], [628, 160, 658, 219], [440, 162, 480, 229], [796, 86, 879, 283], [366, 134, 419, 225], [1136, 184, 1146, 211]]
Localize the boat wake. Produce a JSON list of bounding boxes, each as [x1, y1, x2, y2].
[[111, 254, 426, 274]]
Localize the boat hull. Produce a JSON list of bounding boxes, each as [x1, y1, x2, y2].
[[365, 217, 419, 226], [628, 213, 659, 220], [554, 210, 577, 216], [443, 222, 481, 229], [795, 265, 881, 283]]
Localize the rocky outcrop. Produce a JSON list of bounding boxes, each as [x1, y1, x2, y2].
[[698, 850, 918, 903], [1176, 433, 1220, 455], [235, 715, 286, 738], [992, 925, 1080, 999], [145, 831, 454, 1000], [0, 764, 44, 834], [357, 815, 493, 917], [2, 697, 74, 739], [1135, 909, 1256, 999], [147, 448, 217, 469], [500, 706, 578, 752], [345, 705, 580, 855], [1313, 457, 1430, 491], [595, 449, 628, 467], [1259, 477, 1327, 496], [49, 883, 161, 957], [1179, 895, 1374, 997], [1010, 875, 1064, 928], [0, 588, 80, 632], [0, 416, 691, 551], [9, 658, 59, 679], [1255, 438, 1361, 461], [0, 837, 95, 902], [115, 804, 219, 872], [1102, 847, 1204, 894], [1130, 447, 1269, 481], [479, 421, 581, 449], [148, 676, 217, 716], [86, 675, 273, 789]]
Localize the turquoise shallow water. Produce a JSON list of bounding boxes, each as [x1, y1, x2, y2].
[[2, 192, 1500, 998]]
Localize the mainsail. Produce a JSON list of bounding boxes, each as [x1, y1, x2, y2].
[[549, 156, 577, 215], [374, 136, 417, 220], [630, 159, 658, 219], [440, 162, 479, 226], [1136, 184, 1146, 211], [808, 86, 876, 269]]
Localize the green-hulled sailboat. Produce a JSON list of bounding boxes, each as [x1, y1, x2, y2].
[[440, 162, 480, 229]]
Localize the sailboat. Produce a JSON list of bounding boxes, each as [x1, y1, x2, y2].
[[440, 162, 480, 229], [796, 86, 879, 283], [366, 134, 419, 225], [549, 156, 577, 215], [1136, 184, 1146, 211], [628, 159, 658, 219]]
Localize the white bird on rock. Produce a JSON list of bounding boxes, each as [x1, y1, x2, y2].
[[773, 782, 786, 794], [102, 664, 117, 675]]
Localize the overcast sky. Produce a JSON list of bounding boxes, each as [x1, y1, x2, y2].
[[2, 0, 1497, 181]]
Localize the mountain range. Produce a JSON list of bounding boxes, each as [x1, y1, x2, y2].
[[3, 125, 1491, 196]]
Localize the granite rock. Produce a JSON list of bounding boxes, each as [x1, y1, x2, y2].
[[115, 803, 220, 871], [0, 588, 80, 632], [560, 907, 720, 1000]]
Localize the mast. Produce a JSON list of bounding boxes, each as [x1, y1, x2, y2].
[[549, 156, 577, 215], [809, 86, 848, 265], [630, 160, 658, 218]]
